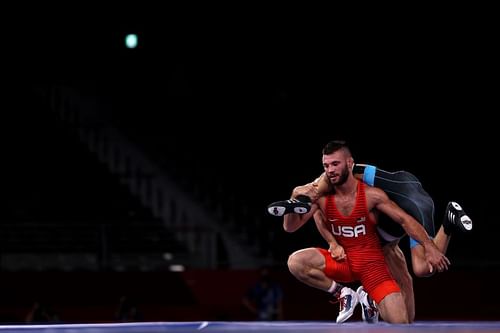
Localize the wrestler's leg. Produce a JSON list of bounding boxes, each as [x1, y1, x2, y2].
[[431, 201, 472, 253], [411, 201, 473, 277], [293, 173, 330, 202], [287, 247, 359, 323], [267, 181, 319, 217], [383, 241, 415, 322], [371, 168, 439, 277], [359, 259, 409, 324], [314, 173, 331, 198], [377, 292, 409, 324], [411, 238, 452, 277], [279, 164, 367, 205], [410, 244, 433, 277], [292, 181, 321, 203], [267, 167, 361, 216], [287, 247, 334, 290], [432, 227, 451, 254]]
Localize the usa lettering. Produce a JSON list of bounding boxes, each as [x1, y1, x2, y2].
[[331, 225, 366, 237]]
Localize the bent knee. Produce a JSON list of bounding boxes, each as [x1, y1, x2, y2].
[[287, 248, 324, 275], [378, 292, 410, 324], [287, 249, 312, 272], [287, 253, 300, 274]]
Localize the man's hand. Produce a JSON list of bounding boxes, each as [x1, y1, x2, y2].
[[423, 241, 451, 273], [328, 243, 346, 261]]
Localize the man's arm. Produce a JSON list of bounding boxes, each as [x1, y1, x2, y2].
[[313, 209, 346, 261], [367, 186, 450, 273]]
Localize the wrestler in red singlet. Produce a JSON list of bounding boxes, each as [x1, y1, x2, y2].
[[318, 180, 400, 303]]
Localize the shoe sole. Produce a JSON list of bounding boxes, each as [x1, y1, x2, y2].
[[449, 201, 473, 232], [294, 207, 309, 214], [267, 200, 311, 217], [267, 206, 286, 216]]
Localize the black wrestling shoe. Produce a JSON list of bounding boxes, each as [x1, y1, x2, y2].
[[267, 195, 312, 217], [443, 201, 473, 234]]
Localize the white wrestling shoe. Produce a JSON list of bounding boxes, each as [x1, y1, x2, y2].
[[332, 286, 359, 323], [357, 286, 379, 324]]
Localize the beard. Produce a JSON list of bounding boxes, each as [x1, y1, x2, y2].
[[328, 165, 350, 186]]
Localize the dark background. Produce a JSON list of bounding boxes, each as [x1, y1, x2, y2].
[[1, 7, 498, 322]]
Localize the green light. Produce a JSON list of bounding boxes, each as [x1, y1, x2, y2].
[[125, 34, 138, 49]]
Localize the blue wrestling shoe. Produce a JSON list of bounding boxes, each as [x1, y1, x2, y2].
[[267, 195, 312, 217], [357, 286, 379, 324], [443, 201, 473, 234]]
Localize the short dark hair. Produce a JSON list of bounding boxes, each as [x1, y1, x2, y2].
[[322, 140, 352, 156]]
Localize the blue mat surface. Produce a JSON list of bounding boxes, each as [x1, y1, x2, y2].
[[1, 321, 500, 333]]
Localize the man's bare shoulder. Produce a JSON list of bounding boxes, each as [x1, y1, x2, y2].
[[364, 185, 389, 203]]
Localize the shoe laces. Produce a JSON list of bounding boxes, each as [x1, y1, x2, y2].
[[329, 294, 349, 313], [340, 296, 350, 312]]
